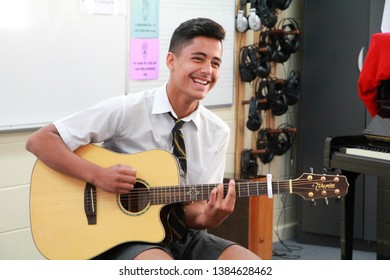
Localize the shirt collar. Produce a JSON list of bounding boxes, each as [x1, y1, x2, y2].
[[152, 83, 202, 130]]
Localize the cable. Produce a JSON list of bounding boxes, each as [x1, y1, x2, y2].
[[272, 193, 303, 259]]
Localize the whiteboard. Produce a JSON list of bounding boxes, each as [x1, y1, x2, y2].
[[0, 0, 235, 131], [0, 0, 127, 131]]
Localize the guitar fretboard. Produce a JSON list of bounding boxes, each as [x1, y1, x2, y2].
[[149, 180, 280, 205]]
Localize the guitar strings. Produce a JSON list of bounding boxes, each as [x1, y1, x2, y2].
[[94, 179, 343, 196], [93, 178, 345, 205]]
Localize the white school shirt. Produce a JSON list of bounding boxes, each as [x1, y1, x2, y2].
[[54, 83, 230, 185]]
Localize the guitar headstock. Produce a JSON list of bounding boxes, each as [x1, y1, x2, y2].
[[292, 172, 349, 201]]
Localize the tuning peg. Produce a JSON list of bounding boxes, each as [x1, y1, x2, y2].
[[310, 199, 316, 207], [334, 169, 342, 175], [323, 197, 329, 206], [322, 167, 328, 174], [335, 197, 343, 204], [309, 167, 314, 174]]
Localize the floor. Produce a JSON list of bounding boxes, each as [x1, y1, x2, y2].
[[272, 239, 377, 260]]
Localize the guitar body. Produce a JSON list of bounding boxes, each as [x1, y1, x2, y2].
[[30, 144, 181, 260], [30, 144, 350, 259]]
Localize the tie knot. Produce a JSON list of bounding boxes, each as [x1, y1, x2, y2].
[[169, 112, 185, 131], [173, 119, 185, 131]]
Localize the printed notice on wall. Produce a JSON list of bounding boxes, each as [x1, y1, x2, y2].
[[129, 38, 159, 80], [79, 0, 126, 15], [130, 0, 159, 38]]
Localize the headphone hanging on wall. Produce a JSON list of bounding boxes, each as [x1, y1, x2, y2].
[[256, 128, 274, 164], [236, 0, 249, 33], [266, 79, 289, 116], [241, 148, 258, 179], [246, 96, 262, 131], [284, 70, 300, 105], [276, 0, 292, 11], [256, 0, 278, 28], [239, 46, 257, 82], [248, 7, 262, 31], [236, 0, 262, 32], [267, 124, 296, 156], [248, 44, 271, 78], [255, 78, 271, 111], [278, 17, 300, 54], [269, 31, 291, 63]]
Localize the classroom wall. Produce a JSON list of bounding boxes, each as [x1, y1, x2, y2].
[[0, 0, 303, 259]]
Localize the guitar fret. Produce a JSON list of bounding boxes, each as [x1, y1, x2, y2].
[[177, 185, 181, 203], [249, 183, 257, 197], [154, 187, 158, 204], [181, 185, 185, 202]]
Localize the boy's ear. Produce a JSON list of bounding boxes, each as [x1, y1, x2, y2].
[[166, 52, 176, 70]]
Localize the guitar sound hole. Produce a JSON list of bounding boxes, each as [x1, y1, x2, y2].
[[119, 182, 150, 213]]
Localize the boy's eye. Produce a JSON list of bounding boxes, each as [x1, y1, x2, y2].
[[212, 61, 221, 68]]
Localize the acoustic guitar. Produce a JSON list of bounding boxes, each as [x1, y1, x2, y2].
[[29, 144, 349, 259]]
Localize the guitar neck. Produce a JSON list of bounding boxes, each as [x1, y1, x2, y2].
[[149, 180, 288, 205], [149, 173, 347, 205]]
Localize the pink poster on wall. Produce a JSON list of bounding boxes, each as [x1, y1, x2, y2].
[[129, 38, 159, 80]]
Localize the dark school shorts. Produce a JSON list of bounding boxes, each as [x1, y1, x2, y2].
[[93, 229, 236, 260]]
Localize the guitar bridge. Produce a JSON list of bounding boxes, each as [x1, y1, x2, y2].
[[84, 183, 97, 225]]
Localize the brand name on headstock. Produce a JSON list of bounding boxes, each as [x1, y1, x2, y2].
[[313, 182, 336, 191]]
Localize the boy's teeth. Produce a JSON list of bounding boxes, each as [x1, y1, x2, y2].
[[194, 79, 207, 84]]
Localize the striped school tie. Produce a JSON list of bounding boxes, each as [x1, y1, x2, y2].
[[170, 113, 187, 175], [165, 112, 188, 242]]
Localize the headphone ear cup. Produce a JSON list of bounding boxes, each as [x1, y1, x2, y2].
[[268, 131, 289, 156], [246, 96, 262, 131], [256, 129, 274, 164], [269, 126, 296, 156], [257, 0, 278, 28], [240, 149, 258, 179], [249, 47, 271, 78], [248, 8, 261, 31], [236, 10, 249, 33], [239, 47, 257, 82], [276, 0, 292, 10], [267, 81, 288, 116], [270, 40, 291, 63], [284, 70, 300, 105], [279, 18, 300, 54], [271, 93, 288, 116], [256, 79, 271, 110], [269, 32, 290, 63]]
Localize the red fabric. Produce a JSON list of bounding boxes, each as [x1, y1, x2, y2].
[[358, 33, 390, 117]]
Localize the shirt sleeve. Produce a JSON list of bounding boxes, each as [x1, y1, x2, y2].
[[54, 96, 126, 151]]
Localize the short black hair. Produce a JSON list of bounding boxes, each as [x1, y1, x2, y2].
[[168, 18, 226, 54]]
